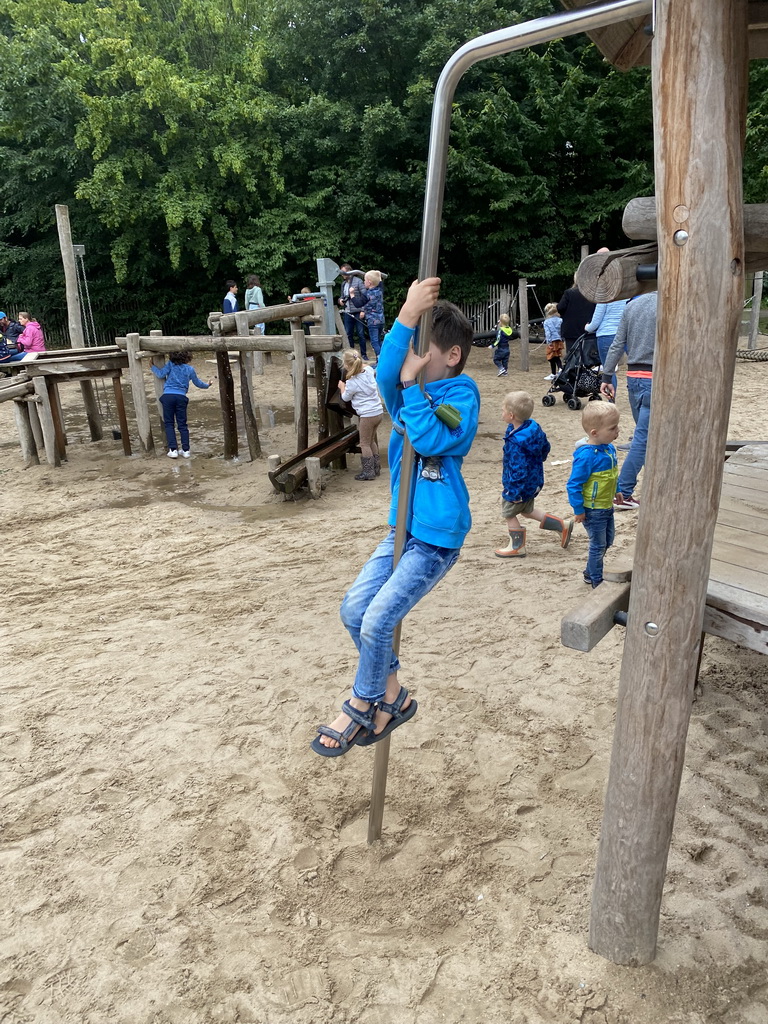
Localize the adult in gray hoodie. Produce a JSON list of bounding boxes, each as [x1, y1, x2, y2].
[[600, 290, 657, 510]]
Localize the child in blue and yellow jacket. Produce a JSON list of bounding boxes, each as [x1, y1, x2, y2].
[[494, 391, 574, 559], [312, 277, 480, 758], [567, 402, 620, 587]]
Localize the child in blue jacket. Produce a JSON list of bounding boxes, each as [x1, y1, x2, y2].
[[494, 391, 573, 558], [566, 402, 620, 587], [312, 277, 480, 757], [151, 350, 212, 458]]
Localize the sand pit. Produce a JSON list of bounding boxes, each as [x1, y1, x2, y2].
[[1, 342, 767, 1024]]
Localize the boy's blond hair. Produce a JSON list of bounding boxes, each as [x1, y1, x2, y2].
[[503, 391, 534, 422], [342, 348, 365, 378], [499, 313, 511, 326], [582, 401, 619, 433], [544, 302, 558, 318], [364, 270, 382, 287]]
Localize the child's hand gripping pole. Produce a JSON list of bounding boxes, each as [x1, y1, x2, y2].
[[367, 277, 440, 847]]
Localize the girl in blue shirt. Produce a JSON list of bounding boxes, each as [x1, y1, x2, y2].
[[151, 350, 212, 458]]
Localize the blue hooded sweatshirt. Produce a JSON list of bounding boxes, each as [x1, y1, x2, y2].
[[377, 319, 480, 550], [501, 419, 551, 503]]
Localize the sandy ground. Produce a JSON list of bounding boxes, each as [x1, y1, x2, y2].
[[1, 340, 767, 1024]]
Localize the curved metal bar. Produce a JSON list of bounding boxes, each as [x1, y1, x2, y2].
[[369, 0, 654, 846]]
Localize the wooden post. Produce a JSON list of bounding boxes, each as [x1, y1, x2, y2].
[[126, 333, 155, 453], [306, 456, 322, 498], [749, 271, 764, 349], [112, 375, 132, 456], [580, 243, 589, 262], [48, 381, 67, 461], [216, 352, 238, 459], [32, 377, 60, 467], [291, 322, 309, 453], [518, 277, 530, 371], [234, 312, 260, 460], [148, 329, 166, 401], [13, 400, 39, 466], [590, 0, 748, 966], [54, 205, 85, 348], [314, 355, 329, 442], [335, 308, 351, 349], [80, 382, 104, 442], [27, 400, 44, 453]]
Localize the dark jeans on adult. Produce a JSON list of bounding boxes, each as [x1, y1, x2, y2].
[[564, 337, 579, 357], [583, 507, 615, 587], [343, 311, 367, 358], [367, 322, 384, 359], [597, 333, 617, 391], [618, 376, 652, 499], [160, 393, 189, 452]]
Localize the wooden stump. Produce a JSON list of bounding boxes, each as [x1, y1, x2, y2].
[[112, 375, 132, 456], [13, 399, 39, 466], [291, 323, 309, 454], [32, 377, 60, 467]]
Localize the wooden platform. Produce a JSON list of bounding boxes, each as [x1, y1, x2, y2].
[[561, 445, 768, 655]]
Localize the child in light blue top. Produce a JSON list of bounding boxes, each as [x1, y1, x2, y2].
[[151, 350, 212, 458]]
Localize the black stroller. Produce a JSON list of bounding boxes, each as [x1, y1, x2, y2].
[[542, 332, 603, 411]]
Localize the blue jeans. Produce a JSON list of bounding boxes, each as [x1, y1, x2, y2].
[[343, 311, 367, 358], [340, 529, 460, 702], [583, 507, 615, 587], [367, 323, 384, 359], [597, 334, 617, 391], [0, 351, 26, 362], [160, 393, 189, 451], [618, 377, 652, 498]]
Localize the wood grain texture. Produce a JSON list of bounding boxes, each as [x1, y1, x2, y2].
[[590, 0, 749, 967]]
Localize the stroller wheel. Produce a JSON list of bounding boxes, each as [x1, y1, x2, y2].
[[562, 392, 570, 403], [542, 394, 556, 407], [568, 398, 583, 411]]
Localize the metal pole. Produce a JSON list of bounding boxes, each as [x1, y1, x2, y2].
[[367, 0, 654, 844]]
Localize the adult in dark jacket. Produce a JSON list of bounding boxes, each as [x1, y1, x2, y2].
[[557, 279, 596, 355]]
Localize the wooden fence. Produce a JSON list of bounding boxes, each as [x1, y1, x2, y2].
[[455, 284, 514, 334]]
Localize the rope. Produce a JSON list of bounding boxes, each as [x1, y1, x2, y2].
[[736, 348, 768, 361]]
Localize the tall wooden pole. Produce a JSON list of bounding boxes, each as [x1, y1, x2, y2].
[[54, 205, 85, 349], [126, 333, 155, 453], [518, 277, 530, 371], [54, 204, 103, 441], [748, 271, 763, 349], [590, 0, 748, 965]]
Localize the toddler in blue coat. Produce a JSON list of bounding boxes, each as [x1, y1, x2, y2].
[[494, 391, 573, 558]]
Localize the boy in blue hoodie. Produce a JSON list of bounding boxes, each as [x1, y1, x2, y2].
[[494, 391, 573, 558], [566, 402, 620, 587], [312, 277, 480, 757]]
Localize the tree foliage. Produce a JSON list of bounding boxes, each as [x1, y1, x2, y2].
[[6, 0, 759, 336]]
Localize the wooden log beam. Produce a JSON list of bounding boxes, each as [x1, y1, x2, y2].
[[55, 204, 85, 349], [590, 0, 748, 967], [314, 355, 329, 443], [624, 195, 768, 251], [114, 335, 340, 355], [560, 582, 631, 652], [27, 401, 44, 454], [126, 333, 155, 453], [49, 381, 68, 460], [0, 381, 34, 403], [208, 298, 324, 334], [576, 244, 659, 303]]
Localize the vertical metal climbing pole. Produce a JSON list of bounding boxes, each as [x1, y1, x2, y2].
[[367, 0, 654, 844]]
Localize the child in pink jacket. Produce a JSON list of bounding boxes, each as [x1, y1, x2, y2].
[[17, 312, 46, 352]]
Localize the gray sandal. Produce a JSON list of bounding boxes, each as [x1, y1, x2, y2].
[[311, 700, 377, 758], [356, 687, 418, 747]]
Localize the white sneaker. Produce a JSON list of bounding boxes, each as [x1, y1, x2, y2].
[[182, 450, 191, 459], [544, 373, 555, 380], [167, 449, 178, 459]]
